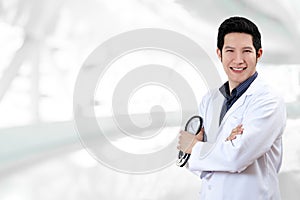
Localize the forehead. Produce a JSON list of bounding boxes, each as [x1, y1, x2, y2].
[[223, 32, 254, 48]]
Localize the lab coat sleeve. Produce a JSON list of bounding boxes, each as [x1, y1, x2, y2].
[[188, 93, 286, 173]]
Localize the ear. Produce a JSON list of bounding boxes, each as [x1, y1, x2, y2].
[[216, 48, 222, 60], [257, 48, 263, 60]]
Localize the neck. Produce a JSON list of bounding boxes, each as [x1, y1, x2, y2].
[[228, 82, 238, 95]]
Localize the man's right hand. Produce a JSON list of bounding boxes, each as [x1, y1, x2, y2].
[[177, 128, 204, 154]]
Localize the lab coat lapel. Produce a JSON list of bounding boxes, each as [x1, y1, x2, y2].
[[219, 77, 260, 128], [199, 90, 223, 157], [208, 91, 224, 142]]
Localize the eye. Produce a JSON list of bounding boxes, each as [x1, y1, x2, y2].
[[243, 49, 253, 53], [225, 49, 234, 52]]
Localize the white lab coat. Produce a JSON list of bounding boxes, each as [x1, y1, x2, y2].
[[188, 77, 286, 200]]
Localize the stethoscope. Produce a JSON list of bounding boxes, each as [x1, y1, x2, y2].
[[176, 115, 203, 167]]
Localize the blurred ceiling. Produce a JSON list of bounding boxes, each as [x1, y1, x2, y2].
[[0, 0, 299, 127], [0, 0, 299, 65]]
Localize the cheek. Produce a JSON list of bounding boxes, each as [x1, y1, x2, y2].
[[247, 54, 257, 62], [221, 57, 231, 66], [222, 55, 233, 65], [246, 58, 257, 67]]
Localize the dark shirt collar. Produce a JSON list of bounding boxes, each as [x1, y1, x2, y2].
[[219, 71, 258, 100]]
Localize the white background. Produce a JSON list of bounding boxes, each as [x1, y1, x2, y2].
[[0, 0, 299, 199]]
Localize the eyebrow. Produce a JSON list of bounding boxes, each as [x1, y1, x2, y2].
[[242, 46, 254, 50], [223, 46, 254, 49], [224, 46, 234, 49]]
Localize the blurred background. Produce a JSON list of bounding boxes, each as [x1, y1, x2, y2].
[[0, 0, 300, 199]]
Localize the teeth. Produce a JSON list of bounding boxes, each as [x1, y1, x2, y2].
[[232, 67, 244, 71]]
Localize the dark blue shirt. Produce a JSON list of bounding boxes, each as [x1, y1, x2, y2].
[[219, 72, 258, 124]]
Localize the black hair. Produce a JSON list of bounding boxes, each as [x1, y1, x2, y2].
[[217, 16, 261, 55]]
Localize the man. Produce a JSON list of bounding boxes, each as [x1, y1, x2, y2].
[[178, 16, 286, 199]]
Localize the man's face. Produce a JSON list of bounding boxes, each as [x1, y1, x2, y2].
[[217, 32, 262, 91]]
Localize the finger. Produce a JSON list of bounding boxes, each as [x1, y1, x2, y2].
[[195, 127, 204, 141], [178, 130, 186, 137], [230, 131, 241, 139], [226, 135, 235, 141], [233, 125, 242, 132], [228, 128, 243, 141], [237, 124, 243, 128], [237, 127, 244, 134], [198, 127, 205, 136]]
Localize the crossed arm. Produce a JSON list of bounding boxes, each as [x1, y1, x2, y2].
[[177, 124, 244, 154], [177, 95, 285, 173]]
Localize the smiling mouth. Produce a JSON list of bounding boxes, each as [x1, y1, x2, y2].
[[230, 67, 247, 71]]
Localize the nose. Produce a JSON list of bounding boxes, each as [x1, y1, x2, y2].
[[233, 52, 244, 64]]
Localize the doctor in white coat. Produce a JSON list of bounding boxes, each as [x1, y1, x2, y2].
[[178, 16, 286, 200]]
